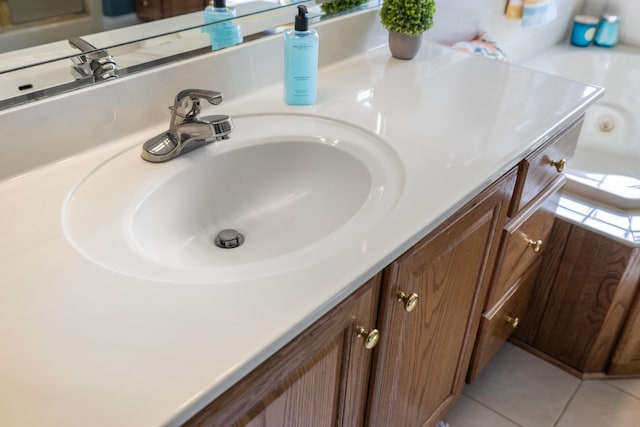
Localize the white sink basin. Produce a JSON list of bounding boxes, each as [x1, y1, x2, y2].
[[63, 113, 404, 283]]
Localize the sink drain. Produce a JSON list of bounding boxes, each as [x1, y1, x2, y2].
[[214, 229, 245, 249], [598, 115, 616, 133]]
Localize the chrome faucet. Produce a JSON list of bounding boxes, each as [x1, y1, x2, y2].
[[68, 36, 118, 81], [141, 89, 234, 163]]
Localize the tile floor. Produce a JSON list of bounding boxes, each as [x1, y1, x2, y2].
[[444, 343, 640, 427]]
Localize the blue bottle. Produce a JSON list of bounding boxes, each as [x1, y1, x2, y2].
[[202, 0, 242, 51], [594, 14, 620, 47], [284, 5, 319, 105]]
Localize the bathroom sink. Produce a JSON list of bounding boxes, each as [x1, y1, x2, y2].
[[63, 113, 404, 283]]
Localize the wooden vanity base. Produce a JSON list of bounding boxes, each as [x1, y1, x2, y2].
[[512, 217, 640, 378]]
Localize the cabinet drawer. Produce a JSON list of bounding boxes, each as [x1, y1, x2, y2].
[[485, 179, 561, 310], [512, 118, 582, 215], [467, 260, 539, 382]]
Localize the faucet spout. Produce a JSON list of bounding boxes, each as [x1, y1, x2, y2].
[[141, 89, 234, 163]]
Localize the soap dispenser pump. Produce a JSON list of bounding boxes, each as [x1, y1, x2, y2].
[[202, 0, 243, 51], [284, 5, 319, 105]]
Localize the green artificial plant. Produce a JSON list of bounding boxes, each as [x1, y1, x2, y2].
[[380, 0, 436, 36], [321, 0, 368, 14]]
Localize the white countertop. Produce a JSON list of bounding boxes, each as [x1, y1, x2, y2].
[[0, 21, 602, 427]]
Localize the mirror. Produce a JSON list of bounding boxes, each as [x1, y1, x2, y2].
[[0, 0, 381, 110]]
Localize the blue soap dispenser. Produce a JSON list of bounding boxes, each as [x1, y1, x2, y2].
[[284, 5, 319, 105], [202, 0, 242, 51]]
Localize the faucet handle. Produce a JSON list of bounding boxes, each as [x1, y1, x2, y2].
[[172, 89, 223, 118]]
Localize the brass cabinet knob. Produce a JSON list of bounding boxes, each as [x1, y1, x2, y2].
[[527, 238, 543, 253], [355, 325, 380, 350], [397, 291, 419, 312], [503, 314, 520, 329], [142, 0, 149, 6], [549, 158, 566, 173]]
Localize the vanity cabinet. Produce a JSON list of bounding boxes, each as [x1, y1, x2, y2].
[[511, 218, 640, 377], [185, 274, 381, 426], [467, 117, 582, 382], [185, 168, 515, 427], [136, 0, 205, 21], [366, 170, 515, 427], [184, 117, 586, 426]]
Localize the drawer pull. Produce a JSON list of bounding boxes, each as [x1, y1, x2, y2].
[[549, 158, 566, 173], [527, 238, 543, 253], [397, 291, 419, 312], [355, 325, 380, 350], [503, 314, 520, 329]]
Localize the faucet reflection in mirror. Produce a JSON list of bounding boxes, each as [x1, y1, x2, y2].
[[68, 36, 118, 81], [141, 89, 234, 163]]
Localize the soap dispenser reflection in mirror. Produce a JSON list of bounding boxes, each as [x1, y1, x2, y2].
[[202, 0, 243, 51]]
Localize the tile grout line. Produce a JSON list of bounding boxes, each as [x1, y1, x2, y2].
[[599, 379, 640, 401], [552, 380, 582, 427], [461, 391, 526, 427]]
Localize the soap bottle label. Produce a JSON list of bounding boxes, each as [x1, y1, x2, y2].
[[284, 33, 319, 105]]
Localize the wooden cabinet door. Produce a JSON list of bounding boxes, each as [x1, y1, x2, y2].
[[367, 176, 512, 427], [529, 224, 640, 374], [185, 274, 381, 427], [136, 0, 205, 21], [610, 286, 640, 375]]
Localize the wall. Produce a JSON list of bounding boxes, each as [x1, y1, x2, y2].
[[425, 0, 583, 63], [583, 0, 640, 46]]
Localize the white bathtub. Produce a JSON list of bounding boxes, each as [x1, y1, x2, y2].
[[523, 44, 640, 210]]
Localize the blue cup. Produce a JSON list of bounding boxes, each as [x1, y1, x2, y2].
[[594, 14, 620, 47], [571, 15, 599, 47]]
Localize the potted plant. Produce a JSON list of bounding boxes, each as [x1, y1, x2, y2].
[[320, 0, 368, 14], [380, 0, 436, 59]]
